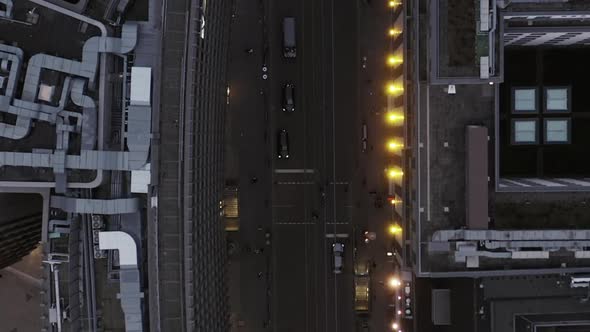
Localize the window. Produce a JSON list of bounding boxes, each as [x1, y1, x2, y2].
[[544, 87, 570, 112], [544, 119, 570, 144], [512, 119, 537, 144], [513, 88, 537, 113]]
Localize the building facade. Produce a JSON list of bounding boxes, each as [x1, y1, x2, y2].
[[151, 0, 232, 330]]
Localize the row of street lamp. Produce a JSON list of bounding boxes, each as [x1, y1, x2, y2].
[[384, 1, 405, 331]]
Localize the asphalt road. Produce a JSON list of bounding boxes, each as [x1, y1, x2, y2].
[[227, 0, 273, 330], [266, 0, 359, 330], [228, 0, 401, 330]]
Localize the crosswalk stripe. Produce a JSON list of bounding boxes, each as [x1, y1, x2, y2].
[[274, 220, 349, 225], [276, 181, 315, 185]]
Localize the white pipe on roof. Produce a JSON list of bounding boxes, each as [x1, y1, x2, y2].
[[28, 0, 107, 35], [98, 231, 138, 266]]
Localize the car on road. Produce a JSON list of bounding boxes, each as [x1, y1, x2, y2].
[[277, 129, 290, 159], [282, 83, 295, 112], [354, 260, 371, 315], [283, 17, 296, 58], [333, 242, 344, 274]]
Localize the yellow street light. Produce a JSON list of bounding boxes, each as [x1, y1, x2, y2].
[[388, 28, 402, 36], [388, 0, 402, 8], [387, 55, 403, 67], [386, 111, 404, 125], [388, 224, 403, 235], [387, 139, 404, 152], [392, 322, 399, 330], [388, 276, 402, 288], [390, 197, 402, 205], [386, 168, 403, 179], [386, 82, 404, 96]]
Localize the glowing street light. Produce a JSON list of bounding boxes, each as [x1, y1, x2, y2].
[[392, 322, 399, 330], [388, 28, 402, 37], [387, 55, 403, 67], [386, 82, 404, 96], [386, 168, 403, 179], [388, 224, 403, 235], [387, 139, 404, 152], [389, 197, 402, 205], [388, 0, 402, 8], [386, 111, 404, 125], [388, 276, 402, 288]]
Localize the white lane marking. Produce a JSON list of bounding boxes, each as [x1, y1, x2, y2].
[[325, 233, 349, 238], [427, 85, 431, 222], [275, 220, 349, 225], [503, 179, 531, 187], [274, 223, 350, 226], [527, 178, 566, 187], [274, 181, 348, 185], [274, 168, 315, 174], [274, 223, 348, 226], [556, 178, 590, 187]]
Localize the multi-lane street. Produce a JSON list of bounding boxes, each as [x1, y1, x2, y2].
[[267, 0, 358, 330], [228, 0, 405, 331]]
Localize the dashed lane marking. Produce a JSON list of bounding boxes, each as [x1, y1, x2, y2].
[[274, 169, 315, 174]]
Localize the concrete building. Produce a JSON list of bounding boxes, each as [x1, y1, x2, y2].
[[147, 0, 232, 330], [1, 0, 232, 329], [0, 0, 155, 331], [0, 193, 42, 269], [403, 0, 590, 331]]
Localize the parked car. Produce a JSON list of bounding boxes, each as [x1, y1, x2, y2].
[[277, 129, 290, 159], [354, 261, 371, 315]]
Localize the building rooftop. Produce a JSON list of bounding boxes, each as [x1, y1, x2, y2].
[[415, 0, 590, 275], [483, 274, 590, 332], [500, 48, 590, 178]]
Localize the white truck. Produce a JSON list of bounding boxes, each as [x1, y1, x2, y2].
[[283, 17, 296, 58]]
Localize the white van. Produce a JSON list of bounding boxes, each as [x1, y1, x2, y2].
[[333, 243, 344, 274]]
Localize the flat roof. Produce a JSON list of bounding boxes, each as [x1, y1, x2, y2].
[[415, 82, 590, 273], [130, 66, 151, 106], [500, 48, 590, 177]]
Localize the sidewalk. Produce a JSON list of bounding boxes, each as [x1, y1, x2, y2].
[[226, 0, 272, 330], [352, 1, 402, 331]]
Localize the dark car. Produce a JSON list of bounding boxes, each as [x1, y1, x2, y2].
[[277, 129, 289, 159], [282, 84, 295, 112]]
